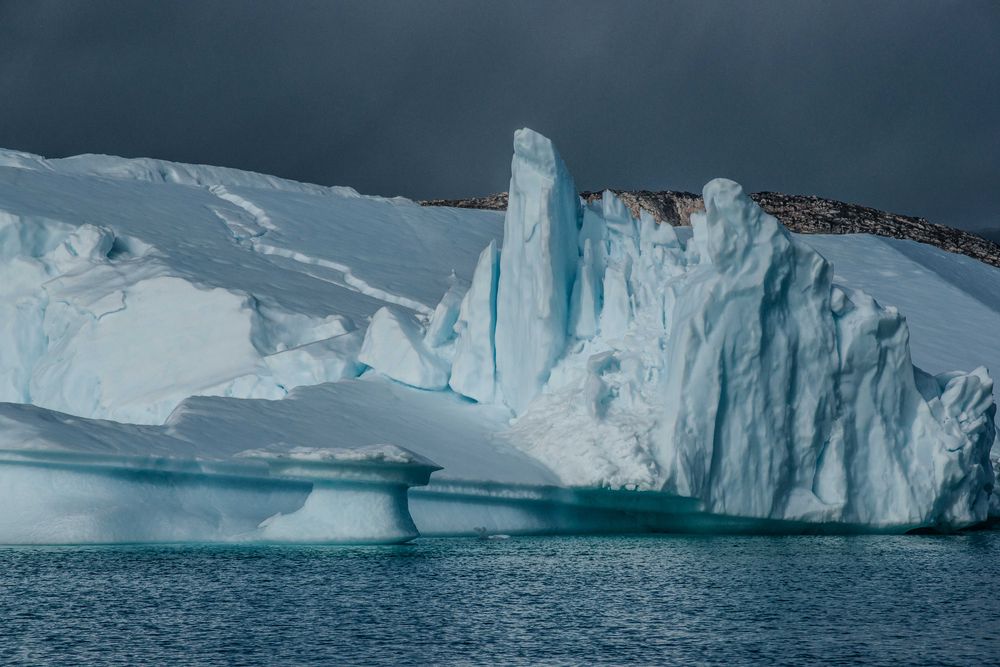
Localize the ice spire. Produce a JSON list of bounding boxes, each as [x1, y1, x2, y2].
[[494, 129, 580, 413]]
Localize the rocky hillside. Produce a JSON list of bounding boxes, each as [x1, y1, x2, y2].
[[421, 190, 1000, 269]]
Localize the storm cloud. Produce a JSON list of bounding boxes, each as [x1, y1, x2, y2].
[[1, 0, 997, 230]]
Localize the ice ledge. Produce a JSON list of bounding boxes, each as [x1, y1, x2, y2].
[[236, 444, 442, 486], [0, 445, 439, 544]]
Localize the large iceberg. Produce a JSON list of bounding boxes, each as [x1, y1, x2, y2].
[[426, 130, 996, 531], [0, 133, 997, 544]]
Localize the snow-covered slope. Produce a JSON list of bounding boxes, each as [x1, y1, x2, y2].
[[802, 233, 1000, 378], [0, 135, 996, 543], [0, 148, 501, 423]]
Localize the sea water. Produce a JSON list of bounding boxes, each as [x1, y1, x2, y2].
[[2, 533, 999, 666]]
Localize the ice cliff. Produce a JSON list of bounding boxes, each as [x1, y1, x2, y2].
[[0, 133, 997, 543], [365, 129, 996, 531]]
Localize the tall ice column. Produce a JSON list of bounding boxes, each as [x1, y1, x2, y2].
[[494, 129, 580, 413]]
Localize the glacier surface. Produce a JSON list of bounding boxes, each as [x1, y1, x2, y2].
[[0, 133, 997, 544]]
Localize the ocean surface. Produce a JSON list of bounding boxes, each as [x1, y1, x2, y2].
[[2, 533, 998, 666]]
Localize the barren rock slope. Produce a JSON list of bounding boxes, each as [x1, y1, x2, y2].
[[422, 190, 1000, 269]]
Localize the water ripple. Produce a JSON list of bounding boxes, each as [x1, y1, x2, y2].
[[1, 533, 998, 666]]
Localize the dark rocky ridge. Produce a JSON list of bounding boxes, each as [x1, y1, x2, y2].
[[420, 190, 1000, 269]]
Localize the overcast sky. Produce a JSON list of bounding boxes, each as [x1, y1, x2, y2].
[[1, 1, 997, 230]]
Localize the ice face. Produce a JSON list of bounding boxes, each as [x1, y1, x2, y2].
[[493, 129, 580, 413], [568, 238, 602, 339], [0, 441, 440, 544], [656, 179, 995, 527], [656, 178, 843, 517], [433, 135, 996, 530], [358, 307, 450, 390], [449, 240, 500, 403]]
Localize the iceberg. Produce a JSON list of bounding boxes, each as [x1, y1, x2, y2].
[[654, 180, 994, 527], [0, 133, 997, 544], [423, 131, 996, 531]]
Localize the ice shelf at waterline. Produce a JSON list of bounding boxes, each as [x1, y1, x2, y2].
[[0, 130, 996, 544], [0, 437, 440, 545]]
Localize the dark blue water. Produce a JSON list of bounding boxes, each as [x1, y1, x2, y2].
[[2, 533, 998, 666]]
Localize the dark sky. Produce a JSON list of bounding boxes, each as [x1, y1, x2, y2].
[[1, 1, 997, 230]]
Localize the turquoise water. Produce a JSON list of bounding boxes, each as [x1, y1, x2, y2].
[[2, 533, 999, 666]]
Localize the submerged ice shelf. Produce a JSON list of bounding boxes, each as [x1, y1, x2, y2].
[[0, 133, 997, 544]]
